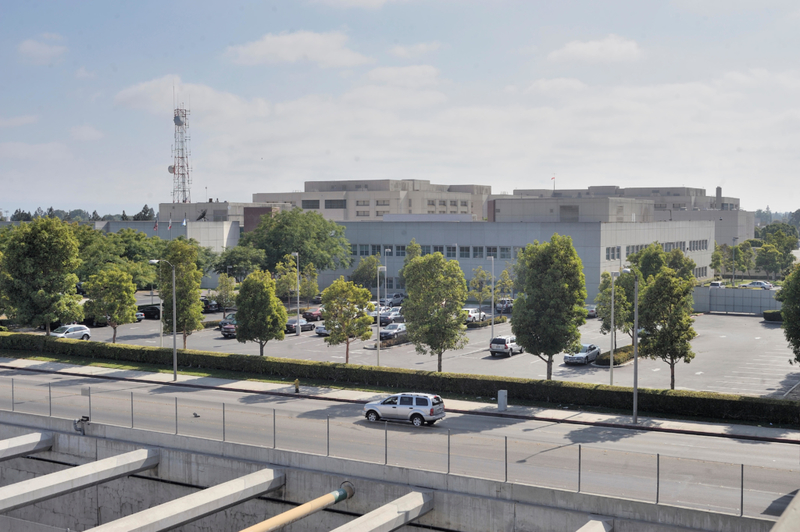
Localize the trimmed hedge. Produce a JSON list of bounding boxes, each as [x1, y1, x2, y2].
[[763, 310, 783, 322], [203, 320, 222, 329], [1, 331, 798, 425], [595, 345, 635, 366], [466, 316, 508, 329]]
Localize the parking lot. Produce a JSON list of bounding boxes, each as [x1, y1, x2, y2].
[[82, 304, 800, 399]]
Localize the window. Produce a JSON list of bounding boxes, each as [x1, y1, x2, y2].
[[376, 199, 390, 206], [473, 246, 484, 258], [460, 246, 470, 259], [372, 245, 381, 256], [408, 199, 412, 207], [486, 246, 497, 258], [360, 244, 369, 256], [450, 211, 457, 214], [376, 210, 389, 216], [325, 199, 346, 209], [400, 396, 413, 406], [428, 210, 435, 214], [351, 244, 358, 256], [356, 211, 370, 217], [500, 246, 511, 259], [396, 245, 406, 257], [605, 246, 621, 261], [439, 200, 446, 206], [433, 245, 444, 254], [446, 245, 456, 258], [427, 199, 435, 206], [439, 211, 446, 214], [301, 199, 319, 209], [356, 200, 370, 206], [450, 200, 457, 206], [415, 397, 429, 406], [421, 245, 431, 255], [397, 277, 405, 289], [384, 245, 393, 256], [460, 200, 468, 207], [387, 277, 394, 289], [654, 203, 667, 209]]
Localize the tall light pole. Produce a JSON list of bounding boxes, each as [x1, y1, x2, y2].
[[291, 252, 300, 336], [732, 237, 738, 286], [149, 259, 177, 381], [488, 255, 495, 339], [377, 265, 386, 366], [610, 271, 620, 385], [623, 267, 639, 423]]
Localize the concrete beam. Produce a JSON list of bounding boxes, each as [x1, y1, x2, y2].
[[577, 518, 613, 532], [0, 432, 53, 462], [331, 490, 434, 532], [0, 448, 160, 514], [85, 468, 285, 532], [772, 490, 800, 532]]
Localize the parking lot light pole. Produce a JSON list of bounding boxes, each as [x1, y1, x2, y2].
[[377, 265, 386, 367], [488, 255, 495, 339], [292, 252, 300, 336], [732, 237, 738, 286], [149, 259, 177, 381], [623, 267, 639, 423], [610, 271, 620, 385]]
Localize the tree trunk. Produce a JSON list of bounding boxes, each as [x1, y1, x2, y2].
[[345, 339, 350, 364], [670, 362, 675, 390], [112, 326, 117, 344], [437, 352, 442, 372], [183, 331, 188, 350], [260, 342, 264, 356], [546, 357, 553, 380]]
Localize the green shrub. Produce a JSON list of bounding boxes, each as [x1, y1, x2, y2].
[[203, 320, 222, 329], [763, 310, 783, 322], [380, 336, 410, 348], [1, 331, 798, 425], [0, 326, 6, 332], [466, 316, 508, 329], [595, 345, 635, 366]]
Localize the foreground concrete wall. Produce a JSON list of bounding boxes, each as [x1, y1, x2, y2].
[[693, 286, 781, 315], [0, 411, 774, 532]]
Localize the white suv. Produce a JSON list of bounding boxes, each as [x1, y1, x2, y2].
[[380, 293, 406, 307], [363, 393, 446, 426], [496, 298, 513, 313], [50, 324, 91, 340], [490, 336, 523, 356], [463, 308, 486, 323]]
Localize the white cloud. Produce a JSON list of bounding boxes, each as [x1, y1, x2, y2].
[[389, 41, 441, 58], [75, 67, 95, 79], [365, 65, 440, 88], [342, 85, 447, 109], [0, 115, 38, 128], [17, 39, 67, 65], [547, 34, 642, 63], [226, 31, 372, 68], [525, 78, 587, 94], [70, 125, 104, 141], [0, 142, 70, 160]]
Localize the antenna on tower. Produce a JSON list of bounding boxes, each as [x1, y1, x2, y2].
[[169, 102, 192, 203]]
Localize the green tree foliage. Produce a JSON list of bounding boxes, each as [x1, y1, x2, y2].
[[84, 266, 138, 343], [756, 244, 783, 280], [496, 269, 514, 300], [734, 241, 755, 276], [468, 266, 492, 311], [789, 209, 800, 232], [241, 208, 352, 272], [213, 245, 266, 282], [300, 262, 319, 305], [638, 268, 697, 389], [320, 277, 374, 363], [594, 271, 633, 341], [0, 217, 83, 333], [235, 270, 287, 356], [273, 254, 298, 302], [214, 273, 237, 318], [132, 204, 155, 221], [756, 222, 799, 242], [402, 253, 468, 372], [628, 243, 695, 282], [400, 238, 422, 285], [350, 255, 382, 291], [10, 209, 32, 221], [776, 265, 800, 364], [157, 240, 204, 349], [512, 234, 586, 380]]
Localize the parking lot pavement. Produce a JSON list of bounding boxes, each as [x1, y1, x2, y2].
[[49, 311, 800, 398]]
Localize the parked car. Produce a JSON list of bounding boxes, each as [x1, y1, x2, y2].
[[369, 305, 388, 323], [363, 392, 445, 426], [221, 322, 237, 338], [135, 312, 145, 322], [564, 343, 601, 365], [380, 293, 406, 307], [286, 318, 314, 333], [709, 281, 725, 288], [50, 324, 91, 340], [311, 294, 322, 304], [76, 282, 86, 296], [315, 324, 330, 336], [463, 308, 486, 323], [495, 298, 513, 313], [140, 306, 161, 319], [489, 336, 523, 357], [740, 281, 773, 290], [220, 313, 237, 328], [201, 298, 220, 313], [380, 323, 407, 341], [303, 307, 323, 321], [585, 304, 597, 318]]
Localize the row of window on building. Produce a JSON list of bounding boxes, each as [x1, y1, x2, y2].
[[615, 240, 710, 261], [350, 244, 518, 260], [693, 266, 708, 278], [300, 199, 472, 210]]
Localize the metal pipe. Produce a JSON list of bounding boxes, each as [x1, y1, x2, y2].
[[384, 421, 388, 465], [326, 415, 330, 457], [633, 273, 639, 423], [130, 392, 134, 428], [222, 403, 226, 442], [11, 378, 14, 411], [447, 429, 451, 474], [656, 453, 660, 504], [48, 383, 51, 417], [504, 435, 508, 482], [740, 463, 744, 517], [273, 408, 276, 449], [577, 444, 581, 493], [174, 397, 178, 434], [239, 482, 355, 532], [172, 265, 177, 379]]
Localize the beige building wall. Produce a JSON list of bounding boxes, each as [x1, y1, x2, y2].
[[492, 197, 655, 223], [185, 221, 240, 253], [158, 201, 291, 226]]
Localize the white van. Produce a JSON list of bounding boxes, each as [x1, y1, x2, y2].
[[709, 281, 725, 288]]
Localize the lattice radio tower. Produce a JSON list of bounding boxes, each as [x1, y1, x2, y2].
[[168, 104, 192, 203]]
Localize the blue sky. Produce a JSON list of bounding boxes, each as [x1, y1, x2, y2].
[[2, 0, 799, 216]]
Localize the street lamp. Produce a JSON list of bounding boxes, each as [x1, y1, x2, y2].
[[623, 267, 639, 423], [291, 252, 300, 336], [610, 271, 620, 385], [488, 255, 495, 339], [377, 265, 386, 366], [149, 259, 177, 381]]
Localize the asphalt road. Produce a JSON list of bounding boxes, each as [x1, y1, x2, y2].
[[86, 308, 800, 399], [1, 369, 797, 519]]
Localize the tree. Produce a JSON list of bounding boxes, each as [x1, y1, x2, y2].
[[350, 255, 382, 292], [133, 204, 155, 221], [121, 210, 129, 221], [756, 244, 783, 280], [639, 267, 697, 389], [84, 266, 138, 343], [468, 266, 492, 312], [512, 234, 586, 380], [402, 253, 468, 372], [0, 217, 83, 334], [157, 240, 204, 349], [300, 262, 319, 305], [214, 273, 236, 318], [241, 208, 352, 272], [320, 277, 374, 363], [273, 254, 298, 302], [710, 243, 726, 277], [10, 209, 32, 221], [496, 269, 514, 300], [734, 241, 754, 277], [235, 270, 287, 356], [214, 245, 266, 282], [90, 210, 101, 221], [399, 238, 422, 285], [776, 265, 800, 364], [594, 271, 633, 342]]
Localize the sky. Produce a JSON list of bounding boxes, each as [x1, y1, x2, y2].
[[2, 0, 800, 217]]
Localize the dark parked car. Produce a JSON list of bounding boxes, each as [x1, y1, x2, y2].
[[140, 306, 161, 319], [380, 323, 407, 340], [221, 323, 237, 338], [303, 307, 323, 321], [201, 298, 220, 313], [286, 318, 314, 333], [311, 294, 322, 304], [76, 282, 86, 296]]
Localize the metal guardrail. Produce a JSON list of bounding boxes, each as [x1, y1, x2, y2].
[[0, 376, 795, 520]]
